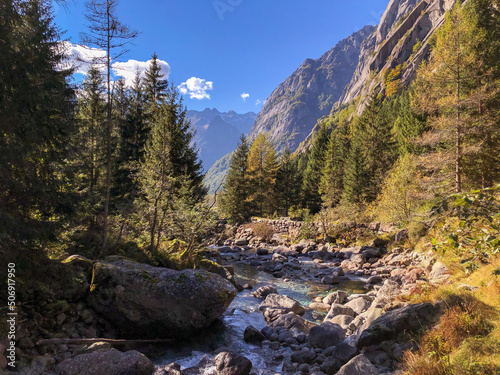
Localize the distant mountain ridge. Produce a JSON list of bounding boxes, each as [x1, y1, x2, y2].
[[248, 25, 376, 152], [187, 108, 257, 172]]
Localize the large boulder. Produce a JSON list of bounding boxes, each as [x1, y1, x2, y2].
[[87, 257, 237, 338], [308, 322, 345, 349], [214, 351, 252, 375], [259, 294, 305, 322], [54, 348, 154, 375], [335, 354, 378, 375], [357, 303, 439, 348]]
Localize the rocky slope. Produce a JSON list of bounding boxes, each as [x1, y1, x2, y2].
[[187, 108, 257, 172], [338, 0, 458, 113], [248, 25, 376, 153]]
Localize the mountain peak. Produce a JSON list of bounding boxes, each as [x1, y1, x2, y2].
[[248, 25, 375, 152]]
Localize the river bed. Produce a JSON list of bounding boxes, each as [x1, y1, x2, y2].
[[154, 260, 366, 374]]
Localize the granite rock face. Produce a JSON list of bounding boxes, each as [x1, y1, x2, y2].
[[87, 257, 237, 338]]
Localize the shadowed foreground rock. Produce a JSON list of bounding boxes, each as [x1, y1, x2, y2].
[[357, 303, 439, 348], [214, 351, 252, 375], [88, 257, 237, 338], [54, 348, 153, 375]]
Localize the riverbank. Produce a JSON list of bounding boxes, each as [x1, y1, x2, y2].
[[2, 217, 499, 375]]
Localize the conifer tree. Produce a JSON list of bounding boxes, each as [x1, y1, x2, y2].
[[82, 0, 138, 251], [247, 134, 278, 217], [0, 0, 76, 250], [112, 71, 146, 207], [76, 66, 107, 220], [414, 3, 482, 193], [275, 147, 301, 217], [136, 104, 174, 252], [163, 86, 206, 201], [302, 124, 330, 213], [320, 122, 350, 208], [143, 53, 169, 114], [220, 135, 251, 223]]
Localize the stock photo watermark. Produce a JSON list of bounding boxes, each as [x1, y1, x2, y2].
[[6, 263, 17, 369], [213, 0, 244, 21]]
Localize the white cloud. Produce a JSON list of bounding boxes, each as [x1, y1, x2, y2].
[[255, 99, 262, 106], [112, 59, 170, 87], [241, 92, 250, 102], [59, 42, 171, 87], [60, 41, 107, 74], [178, 77, 213, 100]]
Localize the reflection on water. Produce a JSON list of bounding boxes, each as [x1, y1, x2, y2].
[[155, 261, 366, 373]]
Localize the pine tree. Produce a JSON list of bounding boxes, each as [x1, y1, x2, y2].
[[320, 122, 350, 208], [82, 0, 138, 251], [414, 3, 481, 193], [112, 72, 146, 207], [247, 134, 278, 217], [342, 93, 395, 203], [220, 135, 252, 223], [275, 147, 301, 217], [0, 0, 76, 251], [76, 66, 107, 220], [162, 86, 206, 201], [143, 53, 168, 114], [136, 105, 174, 252], [302, 124, 330, 213]]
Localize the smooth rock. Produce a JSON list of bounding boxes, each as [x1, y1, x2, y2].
[[344, 297, 371, 315], [259, 294, 305, 322], [308, 322, 345, 349], [244, 325, 265, 344], [54, 348, 154, 375], [214, 351, 252, 375], [87, 257, 237, 338], [324, 304, 356, 321], [335, 354, 378, 375], [252, 285, 278, 299], [322, 291, 348, 305], [357, 303, 439, 348]]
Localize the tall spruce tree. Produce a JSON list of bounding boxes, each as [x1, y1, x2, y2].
[[136, 104, 174, 252], [82, 0, 138, 251], [76, 66, 107, 223], [275, 147, 301, 217], [247, 134, 278, 217], [414, 3, 482, 193], [112, 71, 147, 207], [0, 0, 76, 251], [320, 122, 350, 208], [302, 124, 330, 213], [163, 86, 206, 201], [220, 135, 251, 223]]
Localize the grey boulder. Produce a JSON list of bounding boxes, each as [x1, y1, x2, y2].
[[335, 354, 378, 375], [214, 351, 252, 375], [54, 348, 153, 375], [87, 257, 237, 338]]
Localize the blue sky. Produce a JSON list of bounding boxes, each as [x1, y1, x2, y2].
[[55, 0, 388, 113]]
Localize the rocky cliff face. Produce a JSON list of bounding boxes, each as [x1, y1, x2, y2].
[[187, 108, 257, 172], [339, 0, 457, 111], [248, 25, 376, 152]]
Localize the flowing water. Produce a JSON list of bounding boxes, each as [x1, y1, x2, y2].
[[154, 259, 367, 374]]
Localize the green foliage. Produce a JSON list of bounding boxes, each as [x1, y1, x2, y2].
[[431, 187, 500, 271], [275, 147, 301, 217], [247, 134, 278, 217], [374, 154, 426, 223], [302, 123, 330, 213], [0, 0, 77, 252], [220, 135, 252, 223]]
